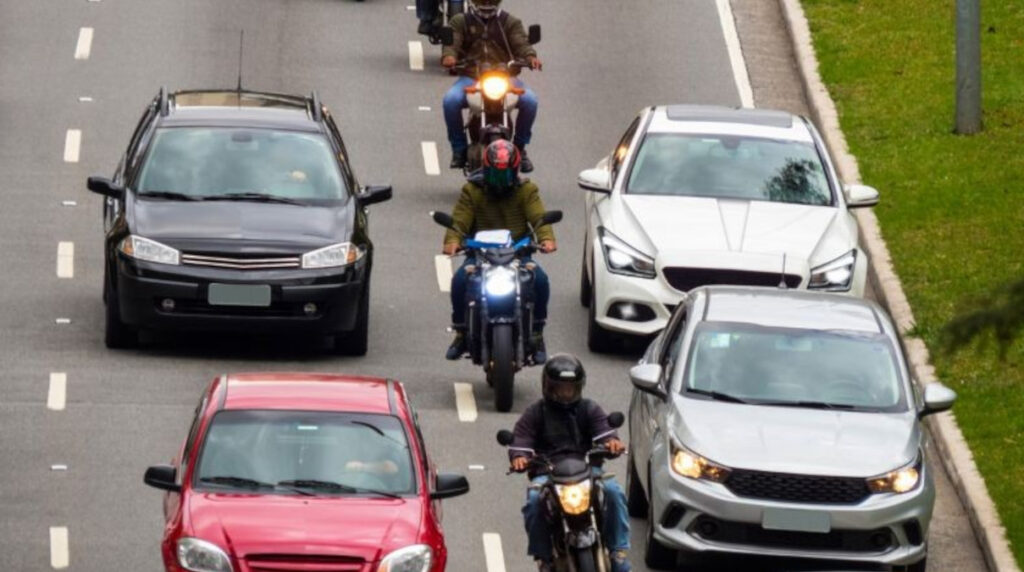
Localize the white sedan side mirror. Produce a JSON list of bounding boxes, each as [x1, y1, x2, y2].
[[845, 184, 880, 208], [578, 168, 612, 194]]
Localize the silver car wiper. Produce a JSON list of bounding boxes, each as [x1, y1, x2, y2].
[[201, 192, 306, 206], [686, 388, 750, 404]]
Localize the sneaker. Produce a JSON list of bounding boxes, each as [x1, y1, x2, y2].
[[610, 550, 632, 572], [531, 333, 547, 364], [417, 19, 433, 35], [445, 332, 467, 360], [450, 149, 467, 169], [518, 147, 534, 173]]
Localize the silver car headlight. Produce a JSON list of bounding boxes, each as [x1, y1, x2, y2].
[[302, 242, 364, 269], [598, 227, 655, 279], [670, 440, 730, 483], [376, 544, 433, 572], [118, 235, 180, 265], [867, 455, 922, 494], [177, 538, 233, 572], [554, 480, 592, 515], [808, 250, 856, 291], [484, 266, 517, 297]]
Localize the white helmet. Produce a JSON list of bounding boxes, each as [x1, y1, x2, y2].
[[468, 0, 501, 19]]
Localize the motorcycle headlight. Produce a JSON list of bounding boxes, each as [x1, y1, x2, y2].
[[118, 235, 180, 265], [376, 544, 433, 572], [670, 441, 730, 483], [177, 538, 233, 572], [555, 480, 592, 515], [484, 266, 517, 297], [867, 456, 922, 494], [809, 250, 857, 291], [481, 75, 510, 100], [302, 242, 364, 269], [598, 227, 655, 279]]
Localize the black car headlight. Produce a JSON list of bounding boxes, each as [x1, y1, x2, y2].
[[302, 242, 364, 269], [809, 250, 856, 291], [598, 227, 656, 279], [118, 235, 180, 265]]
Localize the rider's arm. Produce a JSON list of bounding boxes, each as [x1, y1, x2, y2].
[[521, 182, 555, 244], [444, 185, 477, 248], [508, 401, 542, 461], [504, 15, 538, 61], [441, 13, 466, 61]]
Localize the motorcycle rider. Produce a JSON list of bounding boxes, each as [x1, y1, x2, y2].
[[508, 354, 632, 572], [442, 139, 554, 362], [441, 0, 542, 172]]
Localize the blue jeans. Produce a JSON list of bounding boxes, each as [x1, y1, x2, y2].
[[523, 471, 631, 560], [450, 257, 549, 326], [443, 76, 538, 154]]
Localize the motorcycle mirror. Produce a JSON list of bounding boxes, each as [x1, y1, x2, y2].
[[431, 211, 455, 229], [496, 430, 515, 446], [440, 26, 455, 46], [528, 24, 541, 45], [607, 412, 625, 429], [539, 210, 563, 226]]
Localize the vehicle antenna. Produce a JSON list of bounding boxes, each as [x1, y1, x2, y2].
[[778, 253, 788, 289], [236, 30, 244, 96]]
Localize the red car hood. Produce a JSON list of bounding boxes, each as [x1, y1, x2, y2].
[[187, 492, 424, 562]]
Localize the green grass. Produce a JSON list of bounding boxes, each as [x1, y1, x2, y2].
[[802, 0, 1024, 564]]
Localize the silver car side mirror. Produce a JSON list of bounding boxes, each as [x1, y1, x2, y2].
[[844, 184, 880, 208], [578, 168, 612, 194], [630, 363, 666, 399], [919, 382, 956, 418]]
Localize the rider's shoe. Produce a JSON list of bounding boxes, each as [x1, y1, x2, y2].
[[518, 147, 534, 173], [417, 19, 433, 35], [534, 559, 554, 572], [445, 331, 467, 360], [450, 149, 468, 169], [531, 332, 547, 364], [610, 550, 632, 572]]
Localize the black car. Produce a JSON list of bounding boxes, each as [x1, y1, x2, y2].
[[88, 88, 391, 354]]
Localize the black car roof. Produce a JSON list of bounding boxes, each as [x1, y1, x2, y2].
[[160, 90, 322, 132]]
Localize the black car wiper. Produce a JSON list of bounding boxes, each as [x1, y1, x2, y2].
[[199, 475, 275, 489], [277, 479, 402, 499], [201, 192, 306, 206], [137, 190, 201, 201], [351, 420, 409, 449], [686, 388, 750, 404], [762, 400, 858, 410]]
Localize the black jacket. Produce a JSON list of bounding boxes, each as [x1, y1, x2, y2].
[[508, 398, 619, 477]]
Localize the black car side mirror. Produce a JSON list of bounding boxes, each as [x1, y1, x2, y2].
[[430, 473, 470, 500], [496, 429, 514, 446], [87, 176, 125, 200], [440, 27, 455, 46], [607, 412, 625, 429], [539, 210, 563, 226], [358, 185, 392, 206], [143, 464, 180, 492], [528, 24, 541, 45]]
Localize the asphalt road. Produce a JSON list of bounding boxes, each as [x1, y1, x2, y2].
[[0, 0, 986, 570]]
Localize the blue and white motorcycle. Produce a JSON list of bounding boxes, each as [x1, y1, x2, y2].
[[432, 210, 562, 412]]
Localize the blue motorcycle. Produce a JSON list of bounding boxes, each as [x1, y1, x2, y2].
[[432, 210, 562, 412]]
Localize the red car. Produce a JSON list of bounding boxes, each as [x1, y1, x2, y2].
[[144, 373, 468, 572]]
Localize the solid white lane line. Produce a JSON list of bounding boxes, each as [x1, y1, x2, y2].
[[454, 383, 478, 422], [482, 533, 507, 572], [715, 0, 754, 108], [50, 526, 69, 569], [434, 254, 453, 292], [408, 41, 424, 71], [74, 27, 94, 60], [56, 242, 74, 278], [47, 373, 67, 411], [421, 141, 440, 176], [63, 130, 81, 163]]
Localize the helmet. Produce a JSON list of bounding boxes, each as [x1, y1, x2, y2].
[[469, 0, 501, 19], [481, 140, 520, 196], [542, 354, 586, 408]]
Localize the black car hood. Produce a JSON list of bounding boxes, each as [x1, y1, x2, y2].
[[130, 199, 354, 254]]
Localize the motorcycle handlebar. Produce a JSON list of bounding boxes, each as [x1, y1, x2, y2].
[[505, 445, 624, 475], [451, 58, 534, 76]]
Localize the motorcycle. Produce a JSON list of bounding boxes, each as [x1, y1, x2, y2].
[[431, 209, 562, 412], [496, 412, 626, 572]]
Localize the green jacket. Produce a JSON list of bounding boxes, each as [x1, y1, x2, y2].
[[441, 12, 537, 68], [444, 180, 555, 247]]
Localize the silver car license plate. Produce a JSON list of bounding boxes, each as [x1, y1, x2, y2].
[[762, 508, 831, 533], [208, 283, 272, 307]]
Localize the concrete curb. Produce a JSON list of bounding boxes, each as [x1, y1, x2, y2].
[[775, 1, 1019, 570]]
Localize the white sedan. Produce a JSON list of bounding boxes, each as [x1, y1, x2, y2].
[[578, 105, 880, 352]]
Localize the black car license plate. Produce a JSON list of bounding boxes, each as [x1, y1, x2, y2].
[[208, 283, 272, 307]]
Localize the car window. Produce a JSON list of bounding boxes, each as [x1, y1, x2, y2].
[[194, 410, 416, 495], [610, 116, 641, 184], [323, 112, 356, 191], [659, 305, 689, 377], [179, 393, 209, 483], [135, 127, 348, 201], [124, 102, 158, 178], [626, 134, 833, 206], [682, 322, 907, 412]]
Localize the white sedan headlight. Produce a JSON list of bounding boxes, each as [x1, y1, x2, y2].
[[809, 250, 856, 291], [302, 242, 364, 269], [118, 235, 180, 265], [177, 538, 233, 572], [598, 227, 656, 279], [484, 266, 517, 297], [376, 544, 433, 572]]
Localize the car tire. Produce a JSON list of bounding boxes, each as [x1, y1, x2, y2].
[[334, 277, 370, 356], [587, 269, 618, 353], [626, 453, 648, 518], [104, 273, 138, 349], [644, 466, 678, 570], [579, 241, 591, 308]]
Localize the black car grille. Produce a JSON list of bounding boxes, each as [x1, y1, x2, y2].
[[661, 267, 801, 292], [181, 253, 301, 269], [725, 469, 870, 505], [691, 515, 894, 553]]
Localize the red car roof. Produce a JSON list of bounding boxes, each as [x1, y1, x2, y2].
[[220, 372, 396, 414]]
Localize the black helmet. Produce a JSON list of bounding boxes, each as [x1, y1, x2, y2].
[[481, 139, 520, 197], [542, 353, 586, 408], [469, 0, 501, 19]]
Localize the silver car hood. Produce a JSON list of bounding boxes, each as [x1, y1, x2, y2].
[[670, 395, 919, 477]]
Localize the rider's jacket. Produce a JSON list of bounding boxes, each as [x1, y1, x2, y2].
[[509, 399, 620, 478], [443, 178, 555, 248], [441, 11, 537, 70]]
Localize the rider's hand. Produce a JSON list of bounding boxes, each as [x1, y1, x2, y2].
[[511, 456, 530, 472], [442, 55, 457, 68], [605, 438, 626, 455], [528, 56, 543, 71], [443, 243, 459, 256], [539, 239, 557, 253]]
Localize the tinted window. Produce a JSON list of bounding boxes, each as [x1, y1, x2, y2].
[[136, 128, 347, 200], [627, 134, 833, 206]]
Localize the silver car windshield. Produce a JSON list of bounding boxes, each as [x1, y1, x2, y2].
[[137, 127, 347, 201], [194, 410, 415, 495], [682, 323, 907, 412], [626, 134, 833, 206]]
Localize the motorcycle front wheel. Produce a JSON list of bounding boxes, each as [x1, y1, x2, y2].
[[490, 323, 515, 412], [570, 547, 598, 572]]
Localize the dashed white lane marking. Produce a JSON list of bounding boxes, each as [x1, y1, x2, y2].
[[454, 383, 478, 422], [418, 106, 432, 111], [55, 318, 71, 325], [406, 5, 416, 10], [482, 533, 506, 572], [434, 254, 453, 292], [63, 130, 81, 163], [47, 373, 67, 411], [61, 201, 77, 207], [51, 465, 68, 472], [408, 41, 424, 71], [421, 141, 440, 176], [74, 27, 94, 60], [50, 526, 69, 569], [715, 0, 754, 108], [57, 242, 74, 278], [78, 96, 93, 103]]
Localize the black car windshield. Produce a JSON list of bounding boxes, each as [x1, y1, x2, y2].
[[194, 410, 416, 495], [136, 127, 347, 201], [681, 322, 907, 412], [626, 133, 833, 206]]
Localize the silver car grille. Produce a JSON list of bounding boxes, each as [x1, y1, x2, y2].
[[180, 253, 301, 270]]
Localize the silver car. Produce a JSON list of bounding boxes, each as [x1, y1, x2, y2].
[[626, 286, 956, 571]]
